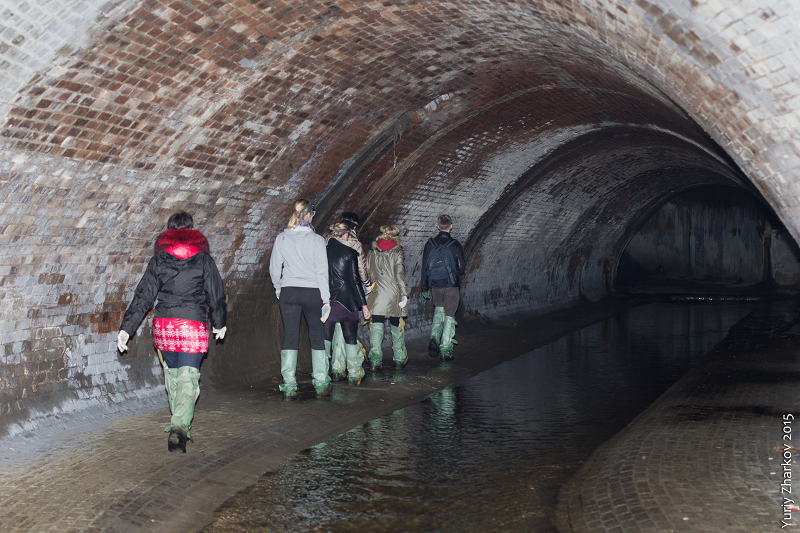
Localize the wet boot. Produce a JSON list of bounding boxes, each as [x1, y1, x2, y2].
[[439, 316, 458, 361], [311, 348, 332, 398], [279, 349, 298, 401], [368, 322, 384, 371], [429, 306, 445, 357], [168, 428, 188, 453], [162, 364, 182, 451], [330, 324, 347, 380], [391, 323, 408, 369], [162, 362, 178, 413], [326, 340, 344, 381], [166, 366, 200, 452], [345, 342, 364, 386]]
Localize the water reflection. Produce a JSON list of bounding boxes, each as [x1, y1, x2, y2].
[[204, 301, 756, 532]]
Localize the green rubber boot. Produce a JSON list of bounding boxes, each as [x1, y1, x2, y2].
[[165, 366, 200, 452], [429, 306, 446, 357], [311, 348, 332, 397], [391, 323, 408, 368], [330, 323, 347, 379], [368, 322, 385, 370], [345, 342, 364, 385], [439, 316, 458, 360], [279, 349, 298, 400], [162, 361, 178, 414]]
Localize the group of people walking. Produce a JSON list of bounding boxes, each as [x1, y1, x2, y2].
[[116, 201, 465, 453]]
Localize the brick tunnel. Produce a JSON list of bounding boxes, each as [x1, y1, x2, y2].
[[1, 0, 799, 438]]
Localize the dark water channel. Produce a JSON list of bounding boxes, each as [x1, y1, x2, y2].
[[204, 301, 759, 532]]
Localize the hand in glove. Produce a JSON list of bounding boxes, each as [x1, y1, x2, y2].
[[275, 289, 281, 299], [398, 295, 408, 308], [117, 330, 130, 353], [422, 290, 431, 300], [212, 326, 227, 340], [321, 303, 331, 323]]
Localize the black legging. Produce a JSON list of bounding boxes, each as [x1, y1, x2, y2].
[[279, 287, 325, 350], [161, 351, 204, 369], [371, 315, 400, 327], [323, 319, 359, 345]]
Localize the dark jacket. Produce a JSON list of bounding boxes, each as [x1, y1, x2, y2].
[[420, 231, 466, 292], [120, 229, 227, 335], [327, 237, 367, 313]]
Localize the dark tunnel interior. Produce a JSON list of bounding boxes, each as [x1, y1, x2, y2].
[[617, 185, 800, 295]]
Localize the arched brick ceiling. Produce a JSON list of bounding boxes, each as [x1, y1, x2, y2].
[[0, 0, 795, 426]]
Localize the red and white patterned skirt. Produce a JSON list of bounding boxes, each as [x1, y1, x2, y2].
[[153, 318, 209, 353]]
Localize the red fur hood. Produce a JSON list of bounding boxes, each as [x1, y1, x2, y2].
[[155, 229, 209, 259]]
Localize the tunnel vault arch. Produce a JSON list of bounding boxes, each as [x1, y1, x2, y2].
[[0, 0, 798, 437]]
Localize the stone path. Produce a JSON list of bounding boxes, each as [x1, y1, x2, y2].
[[0, 300, 630, 533], [557, 299, 800, 533], [3, 298, 795, 533]]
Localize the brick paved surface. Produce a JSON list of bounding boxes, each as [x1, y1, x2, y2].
[[0, 300, 631, 533], [558, 299, 800, 533], [2, 298, 797, 533]]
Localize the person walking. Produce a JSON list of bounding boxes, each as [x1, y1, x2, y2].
[[325, 212, 371, 380], [324, 222, 371, 385], [366, 225, 409, 371], [270, 199, 332, 402], [117, 211, 227, 453], [420, 214, 465, 360]]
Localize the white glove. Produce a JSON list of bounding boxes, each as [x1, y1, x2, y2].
[[321, 303, 331, 323], [212, 326, 227, 340], [117, 330, 129, 353], [275, 289, 281, 299], [398, 296, 408, 308]]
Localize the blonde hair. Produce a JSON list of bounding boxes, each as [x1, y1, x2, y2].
[[378, 225, 402, 246], [287, 199, 314, 229], [329, 222, 350, 236]]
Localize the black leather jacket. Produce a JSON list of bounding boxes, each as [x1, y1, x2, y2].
[[327, 238, 367, 312]]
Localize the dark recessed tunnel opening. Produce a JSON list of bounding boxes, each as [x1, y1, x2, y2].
[[615, 184, 800, 296]]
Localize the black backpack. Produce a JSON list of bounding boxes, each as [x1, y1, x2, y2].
[[427, 238, 458, 288]]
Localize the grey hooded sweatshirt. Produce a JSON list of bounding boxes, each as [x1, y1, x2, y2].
[[269, 225, 330, 303]]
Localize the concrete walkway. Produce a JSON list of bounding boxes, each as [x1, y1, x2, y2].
[[557, 299, 800, 532], [0, 300, 630, 533]]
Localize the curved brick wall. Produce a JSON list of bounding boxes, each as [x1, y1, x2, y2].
[[0, 0, 798, 437]]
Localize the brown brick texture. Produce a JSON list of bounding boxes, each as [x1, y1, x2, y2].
[[0, 0, 797, 435]]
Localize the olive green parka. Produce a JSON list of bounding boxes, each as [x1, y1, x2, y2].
[[366, 237, 408, 317]]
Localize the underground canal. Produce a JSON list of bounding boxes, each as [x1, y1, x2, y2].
[[0, 1, 798, 531], [200, 298, 762, 532], [191, 181, 800, 532]]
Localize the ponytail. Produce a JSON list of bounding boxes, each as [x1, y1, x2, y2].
[[287, 199, 314, 229]]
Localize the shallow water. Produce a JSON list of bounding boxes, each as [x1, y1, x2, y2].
[[204, 301, 757, 532]]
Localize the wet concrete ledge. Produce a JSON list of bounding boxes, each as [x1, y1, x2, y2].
[[557, 299, 800, 533], [0, 299, 632, 533]]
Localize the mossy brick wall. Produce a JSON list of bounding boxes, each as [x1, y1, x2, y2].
[[0, 0, 797, 436]]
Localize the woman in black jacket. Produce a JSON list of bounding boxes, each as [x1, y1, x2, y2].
[[117, 212, 227, 453], [324, 222, 371, 385]]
